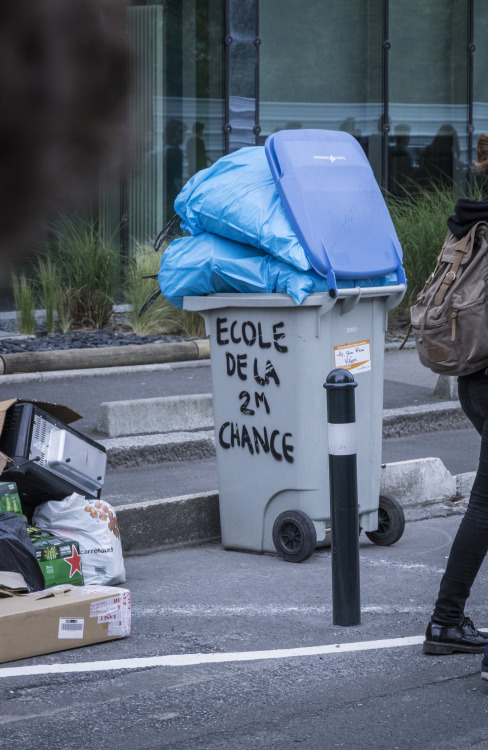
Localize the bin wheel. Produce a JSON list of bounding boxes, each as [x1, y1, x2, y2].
[[365, 494, 405, 546], [272, 510, 317, 563]]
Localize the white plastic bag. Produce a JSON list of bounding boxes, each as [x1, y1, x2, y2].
[[33, 493, 126, 585]]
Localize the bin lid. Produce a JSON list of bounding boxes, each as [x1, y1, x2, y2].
[[265, 129, 406, 296]]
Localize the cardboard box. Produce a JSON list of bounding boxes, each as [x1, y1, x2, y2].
[[0, 584, 131, 663], [0, 481, 23, 518], [28, 527, 84, 589]]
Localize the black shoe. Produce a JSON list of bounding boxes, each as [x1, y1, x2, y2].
[[423, 616, 488, 655]]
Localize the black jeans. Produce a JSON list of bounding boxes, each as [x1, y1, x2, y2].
[[432, 368, 488, 625]]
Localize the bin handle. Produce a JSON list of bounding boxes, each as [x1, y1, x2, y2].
[[383, 285, 407, 312], [336, 284, 405, 299], [336, 284, 405, 308], [332, 284, 406, 321], [339, 288, 362, 315]]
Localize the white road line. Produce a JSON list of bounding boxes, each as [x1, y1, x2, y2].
[[0, 634, 427, 678], [137, 604, 429, 616]]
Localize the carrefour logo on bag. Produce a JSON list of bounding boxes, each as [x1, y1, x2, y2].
[[313, 155, 346, 163]]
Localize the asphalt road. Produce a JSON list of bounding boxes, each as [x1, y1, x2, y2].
[[0, 361, 214, 438], [1, 514, 488, 750], [0, 349, 482, 494], [100, 424, 481, 511]]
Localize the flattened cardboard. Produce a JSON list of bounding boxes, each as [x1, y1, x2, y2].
[[0, 571, 29, 595], [0, 453, 12, 474], [0, 584, 131, 663]]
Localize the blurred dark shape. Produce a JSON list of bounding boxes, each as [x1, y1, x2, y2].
[[418, 124, 460, 189], [388, 124, 414, 195], [0, 0, 130, 272], [339, 116, 361, 140], [164, 118, 187, 218], [186, 121, 208, 176]]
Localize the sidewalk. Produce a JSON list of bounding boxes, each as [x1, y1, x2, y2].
[[0, 339, 477, 555]]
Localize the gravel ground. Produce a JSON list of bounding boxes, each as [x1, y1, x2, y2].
[[0, 313, 409, 354], [0, 328, 407, 354], [0, 314, 187, 353], [0, 332, 187, 354]]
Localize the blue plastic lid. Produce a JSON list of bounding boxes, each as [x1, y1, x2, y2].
[[265, 129, 405, 296]]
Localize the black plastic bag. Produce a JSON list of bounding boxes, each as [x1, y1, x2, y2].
[[0, 513, 44, 592]]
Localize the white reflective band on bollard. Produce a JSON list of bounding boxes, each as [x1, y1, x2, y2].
[[327, 422, 357, 456]]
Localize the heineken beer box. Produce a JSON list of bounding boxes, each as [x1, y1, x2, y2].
[[28, 527, 84, 588], [0, 481, 23, 518]]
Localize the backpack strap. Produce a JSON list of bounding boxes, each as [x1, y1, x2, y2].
[[433, 230, 473, 307], [399, 323, 412, 349]]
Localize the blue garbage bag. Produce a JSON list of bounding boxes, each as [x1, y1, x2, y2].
[[158, 232, 328, 308], [158, 232, 399, 308], [174, 147, 311, 272]]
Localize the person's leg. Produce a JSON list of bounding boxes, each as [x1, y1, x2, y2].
[[457, 372, 486, 437], [424, 371, 488, 654], [431, 419, 488, 623]]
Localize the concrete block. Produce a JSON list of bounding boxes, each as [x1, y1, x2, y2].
[[433, 375, 459, 400], [456, 471, 475, 501], [97, 393, 214, 437], [380, 457, 457, 507]]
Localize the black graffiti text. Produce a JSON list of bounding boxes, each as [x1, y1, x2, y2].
[[239, 390, 271, 416], [226, 353, 280, 387], [216, 318, 288, 353], [218, 421, 294, 463], [253, 359, 280, 387]]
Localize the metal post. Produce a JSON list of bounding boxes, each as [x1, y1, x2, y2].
[[323, 368, 361, 626]]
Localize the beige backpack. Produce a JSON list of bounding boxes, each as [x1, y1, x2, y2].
[[407, 220, 488, 376]]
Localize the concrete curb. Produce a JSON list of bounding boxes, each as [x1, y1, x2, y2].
[[98, 400, 469, 463], [115, 459, 474, 554], [103, 431, 215, 469], [0, 358, 211, 384], [0, 338, 210, 374], [117, 491, 220, 555], [382, 402, 470, 437]]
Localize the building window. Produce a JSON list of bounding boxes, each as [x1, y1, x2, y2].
[[259, 0, 383, 175], [101, 0, 486, 260], [389, 1, 468, 195]]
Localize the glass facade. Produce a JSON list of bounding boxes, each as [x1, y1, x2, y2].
[[259, 0, 383, 177], [114, 0, 488, 254], [474, 0, 488, 189], [389, 1, 468, 195], [106, 0, 224, 254]]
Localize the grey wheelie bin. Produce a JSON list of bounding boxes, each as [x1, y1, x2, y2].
[[177, 129, 406, 561], [184, 284, 405, 561]]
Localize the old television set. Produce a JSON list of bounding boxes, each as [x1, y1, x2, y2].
[[0, 402, 106, 519]]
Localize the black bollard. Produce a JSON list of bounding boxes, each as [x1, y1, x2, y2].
[[323, 368, 361, 626]]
